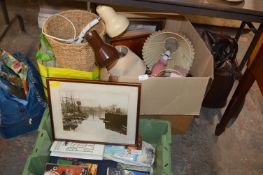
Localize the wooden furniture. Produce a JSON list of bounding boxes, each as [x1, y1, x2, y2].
[[255, 61, 263, 95], [109, 30, 152, 58], [0, 0, 25, 42], [87, 0, 263, 135]]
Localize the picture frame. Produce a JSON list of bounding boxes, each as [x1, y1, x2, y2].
[[47, 78, 141, 146], [127, 18, 165, 32], [108, 18, 164, 58]]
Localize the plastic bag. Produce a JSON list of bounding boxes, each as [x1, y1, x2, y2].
[[202, 31, 241, 108], [0, 49, 47, 138]]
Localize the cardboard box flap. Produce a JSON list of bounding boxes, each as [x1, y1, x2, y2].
[[118, 76, 210, 115], [165, 18, 214, 78]]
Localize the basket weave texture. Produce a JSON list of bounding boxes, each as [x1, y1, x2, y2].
[[43, 10, 105, 71]]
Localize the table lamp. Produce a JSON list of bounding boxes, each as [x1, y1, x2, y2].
[[96, 5, 129, 38], [86, 30, 119, 68], [74, 5, 129, 43]]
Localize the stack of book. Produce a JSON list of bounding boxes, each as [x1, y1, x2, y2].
[[46, 140, 155, 175]]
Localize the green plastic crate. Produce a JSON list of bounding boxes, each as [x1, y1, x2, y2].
[[23, 109, 173, 175], [37, 109, 52, 138]]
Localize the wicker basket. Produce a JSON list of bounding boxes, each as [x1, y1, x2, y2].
[[43, 10, 105, 71]]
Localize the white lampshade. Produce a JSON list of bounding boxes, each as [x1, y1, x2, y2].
[[109, 46, 146, 76], [96, 5, 129, 38]]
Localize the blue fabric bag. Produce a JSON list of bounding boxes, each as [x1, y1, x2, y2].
[[0, 51, 47, 138]]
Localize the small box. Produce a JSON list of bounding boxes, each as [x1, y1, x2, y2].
[[118, 16, 213, 116]]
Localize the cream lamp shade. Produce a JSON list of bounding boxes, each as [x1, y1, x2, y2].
[[143, 31, 195, 75], [96, 5, 129, 38], [109, 46, 146, 76]]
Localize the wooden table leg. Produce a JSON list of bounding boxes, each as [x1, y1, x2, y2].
[[0, 0, 10, 24], [215, 25, 263, 136], [0, 0, 26, 41], [215, 68, 255, 136]]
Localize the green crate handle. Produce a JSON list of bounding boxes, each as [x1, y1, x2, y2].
[[37, 109, 49, 132], [32, 130, 52, 156]]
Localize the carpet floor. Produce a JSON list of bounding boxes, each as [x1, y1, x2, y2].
[[0, 1, 263, 175]]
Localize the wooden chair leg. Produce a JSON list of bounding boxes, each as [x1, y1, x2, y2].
[[215, 69, 255, 136]]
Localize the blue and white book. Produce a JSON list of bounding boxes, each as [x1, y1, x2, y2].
[[104, 141, 155, 167], [107, 167, 150, 175]]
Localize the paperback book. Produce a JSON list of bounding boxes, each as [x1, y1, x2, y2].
[[44, 163, 90, 175], [50, 141, 104, 160], [49, 156, 117, 175], [107, 167, 150, 175], [104, 141, 155, 167]]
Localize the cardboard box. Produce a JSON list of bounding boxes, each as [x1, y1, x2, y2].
[[117, 16, 213, 116]]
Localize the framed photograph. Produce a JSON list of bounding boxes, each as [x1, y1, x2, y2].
[[47, 78, 141, 145], [108, 19, 164, 58], [127, 18, 165, 32]]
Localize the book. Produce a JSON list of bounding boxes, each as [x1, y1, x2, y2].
[[50, 141, 104, 160], [118, 163, 152, 173], [107, 167, 150, 175], [104, 141, 155, 167], [44, 163, 90, 175], [49, 156, 118, 175], [56, 160, 98, 175]]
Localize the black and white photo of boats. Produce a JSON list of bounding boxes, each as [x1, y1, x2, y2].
[[49, 80, 139, 144], [60, 94, 128, 135]]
